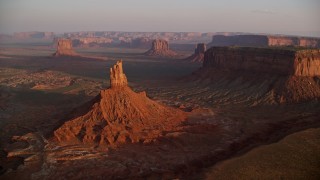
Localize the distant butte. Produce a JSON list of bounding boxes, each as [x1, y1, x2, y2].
[[208, 35, 320, 48], [53, 38, 78, 57], [145, 39, 178, 57], [54, 60, 186, 146]]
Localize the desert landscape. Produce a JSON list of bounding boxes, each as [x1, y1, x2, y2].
[[1, 0, 320, 179]]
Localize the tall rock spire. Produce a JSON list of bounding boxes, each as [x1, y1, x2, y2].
[[109, 60, 128, 88]]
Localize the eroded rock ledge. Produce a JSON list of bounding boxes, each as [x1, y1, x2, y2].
[[203, 47, 320, 76], [208, 35, 320, 48]]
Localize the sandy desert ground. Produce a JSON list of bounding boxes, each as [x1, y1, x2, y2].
[[0, 43, 319, 179]]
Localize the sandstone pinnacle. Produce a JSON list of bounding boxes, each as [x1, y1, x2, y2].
[[110, 60, 128, 88], [54, 60, 186, 146]]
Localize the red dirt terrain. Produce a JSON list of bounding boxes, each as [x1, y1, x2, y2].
[[1, 47, 320, 179]]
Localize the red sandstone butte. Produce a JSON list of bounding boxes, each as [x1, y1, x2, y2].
[[53, 38, 77, 57], [145, 39, 178, 57], [54, 60, 186, 146]]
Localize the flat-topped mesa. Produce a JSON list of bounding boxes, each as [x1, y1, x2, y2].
[[145, 39, 177, 57], [203, 47, 320, 77], [110, 60, 128, 88], [53, 38, 77, 56], [208, 35, 320, 48]]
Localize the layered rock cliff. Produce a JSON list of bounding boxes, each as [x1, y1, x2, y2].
[[145, 39, 178, 57], [199, 47, 320, 103], [203, 47, 320, 76], [53, 38, 77, 57], [208, 35, 320, 48], [13, 31, 54, 39], [54, 60, 185, 146], [185, 43, 206, 62]]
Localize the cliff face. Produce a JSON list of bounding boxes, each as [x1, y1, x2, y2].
[[53, 39, 77, 57], [209, 35, 320, 48], [294, 50, 320, 76], [203, 47, 320, 76], [268, 36, 298, 46], [209, 35, 269, 47], [13, 31, 54, 39], [200, 47, 320, 103], [145, 39, 177, 57], [54, 60, 185, 146], [185, 43, 207, 62]]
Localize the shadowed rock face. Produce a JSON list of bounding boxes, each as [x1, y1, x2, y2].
[[203, 47, 320, 76], [195, 43, 206, 55], [53, 39, 77, 56], [145, 39, 177, 57], [199, 47, 320, 103], [54, 60, 186, 146], [185, 43, 207, 62], [208, 35, 320, 48]]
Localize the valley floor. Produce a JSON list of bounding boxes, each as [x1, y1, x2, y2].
[[0, 45, 319, 179]]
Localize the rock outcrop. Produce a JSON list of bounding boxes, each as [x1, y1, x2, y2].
[[203, 47, 320, 76], [185, 43, 206, 62], [145, 39, 178, 57], [53, 38, 77, 57], [13, 31, 54, 39], [208, 35, 320, 48], [109, 60, 128, 88], [199, 47, 320, 103], [71, 37, 113, 47], [54, 60, 186, 146]]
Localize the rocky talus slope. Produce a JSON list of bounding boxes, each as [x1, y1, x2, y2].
[[54, 60, 186, 146]]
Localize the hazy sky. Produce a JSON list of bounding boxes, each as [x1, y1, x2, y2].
[[0, 0, 319, 36]]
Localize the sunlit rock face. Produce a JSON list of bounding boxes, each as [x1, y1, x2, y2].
[[53, 60, 186, 146], [109, 60, 128, 88]]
